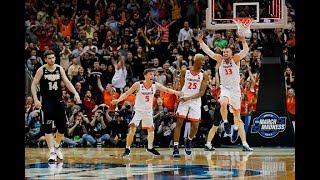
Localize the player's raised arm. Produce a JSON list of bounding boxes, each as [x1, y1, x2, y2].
[[111, 82, 139, 105], [233, 34, 249, 64], [198, 32, 222, 63], [155, 82, 183, 97]]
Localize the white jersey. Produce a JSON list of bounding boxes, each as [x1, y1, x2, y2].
[[181, 68, 204, 101], [134, 81, 156, 111], [219, 59, 240, 89]]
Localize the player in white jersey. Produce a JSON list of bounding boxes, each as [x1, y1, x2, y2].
[[112, 69, 182, 157], [173, 54, 209, 158], [198, 32, 253, 151]]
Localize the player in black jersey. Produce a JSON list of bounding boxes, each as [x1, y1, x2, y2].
[[31, 50, 81, 162]]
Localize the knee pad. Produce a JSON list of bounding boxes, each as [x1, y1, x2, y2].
[[57, 126, 67, 134], [43, 124, 53, 134]]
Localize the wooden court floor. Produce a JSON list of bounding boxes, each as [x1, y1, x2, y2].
[[25, 147, 295, 179]]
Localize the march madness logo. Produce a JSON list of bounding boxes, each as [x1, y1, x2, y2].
[[251, 112, 286, 138]]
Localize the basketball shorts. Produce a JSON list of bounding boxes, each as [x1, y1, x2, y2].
[[130, 109, 154, 129], [220, 86, 241, 110], [176, 99, 201, 121]]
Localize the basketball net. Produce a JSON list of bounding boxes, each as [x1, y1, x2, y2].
[[232, 17, 254, 36]]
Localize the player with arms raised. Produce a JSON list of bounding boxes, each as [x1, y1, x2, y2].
[[198, 32, 253, 151]]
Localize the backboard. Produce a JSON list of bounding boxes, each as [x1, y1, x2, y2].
[[206, 0, 288, 30]]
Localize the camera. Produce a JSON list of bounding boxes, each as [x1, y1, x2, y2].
[[126, 104, 131, 109], [96, 109, 104, 117], [161, 114, 172, 126]]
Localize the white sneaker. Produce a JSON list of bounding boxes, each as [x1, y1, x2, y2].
[[48, 152, 57, 162], [242, 144, 253, 151], [55, 147, 63, 160]]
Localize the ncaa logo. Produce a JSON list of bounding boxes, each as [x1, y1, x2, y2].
[[251, 112, 286, 138]]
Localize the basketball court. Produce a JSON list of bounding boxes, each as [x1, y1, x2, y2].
[[25, 147, 295, 179], [25, 0, 294, 179]]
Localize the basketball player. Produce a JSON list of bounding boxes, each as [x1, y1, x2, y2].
[[31, 50, 82, 162], [173, 53, 209, 158], [111, 69, 182, 157], [198, 32, 253, 151]]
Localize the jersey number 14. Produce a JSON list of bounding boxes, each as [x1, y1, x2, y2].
[[48, 81, 58, 90]]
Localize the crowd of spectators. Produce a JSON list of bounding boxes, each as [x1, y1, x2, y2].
[[24, 0, 296, 148]]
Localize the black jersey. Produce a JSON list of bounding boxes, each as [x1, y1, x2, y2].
[[40, 65, 63, 101]]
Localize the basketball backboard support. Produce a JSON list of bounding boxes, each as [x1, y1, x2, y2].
[[206, 0, 288, 30]]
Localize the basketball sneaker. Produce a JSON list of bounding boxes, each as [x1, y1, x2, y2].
[[147, 148, 160, 156], [55, 146, 63, 160], [204, 145, 215, 151], [173, 146, 180, 158], [231, 128, 239, 143], [185, 139, 192, 155], [48, 152, 57, 162], [223, 122, 231, 135], [242, 144, 253, 151], [122, 148, 130, 157]]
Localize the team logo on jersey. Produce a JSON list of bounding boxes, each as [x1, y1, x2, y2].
[[251, 112, 286, 138]]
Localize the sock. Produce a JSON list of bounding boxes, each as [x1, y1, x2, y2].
[[223, 119, 228, 123], [147, 131, 154, 149], [49, 147, 55, 153], [54, 141, 60, 148], [242, 141, 249, 147], [126, 146, 131, 150], [206, 142, 212, 147], [188, 136, 192, 141], [174, 142, 179, 146]]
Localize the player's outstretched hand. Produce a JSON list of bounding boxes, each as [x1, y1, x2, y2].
[[237, 33, 246, 42], [74, 94, 82, 104], [179, 96, 190, 103], [198, 31, 204, 42], [175, 91, 184, 97], [34, 100, 42, 109]]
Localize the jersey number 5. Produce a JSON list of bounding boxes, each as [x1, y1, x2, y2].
[[188, 82, 197, 89], [48, 81, 58, 90], [145, 95, 150, 102]]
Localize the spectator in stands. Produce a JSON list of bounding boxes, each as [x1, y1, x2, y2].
[[27, 56, 43, 77], [97, 78, 119, 113], [25, 96, 35, 123], [62, 111, 88, 147], [284, 66, 295, 90], [160, 83, 178, 112], [111, 55, 127, 93], [213, 31, 228, 49], [286, 88, 295, 121]]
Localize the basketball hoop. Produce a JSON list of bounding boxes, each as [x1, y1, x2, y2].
[[232, 17, 254, 36]]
